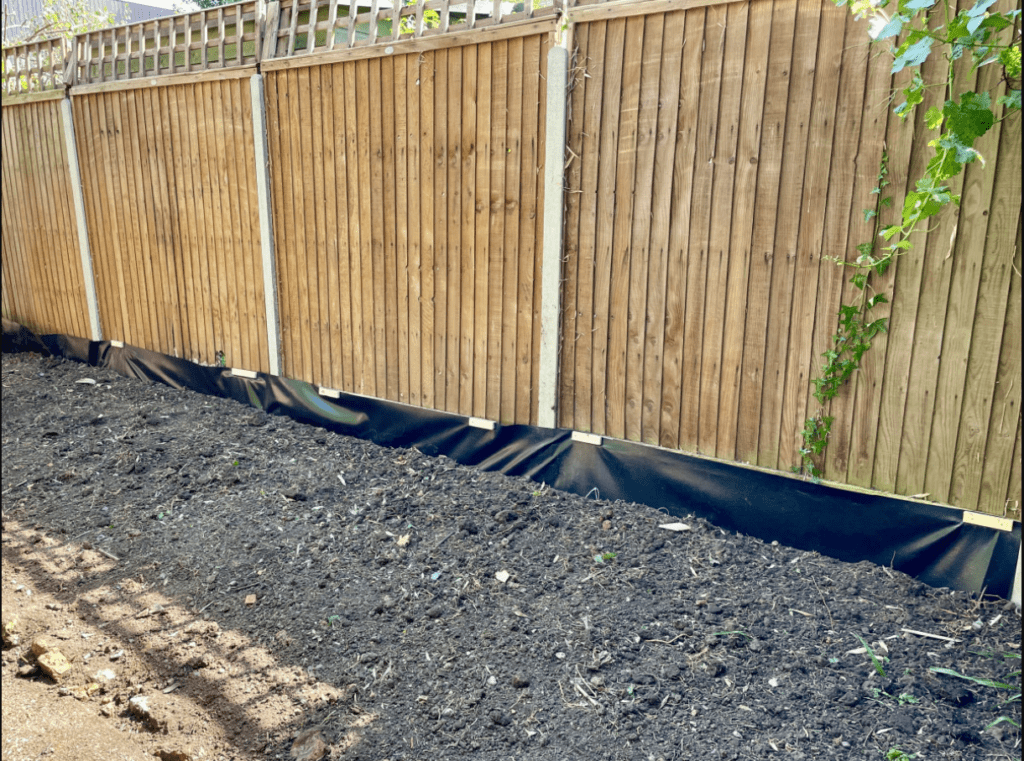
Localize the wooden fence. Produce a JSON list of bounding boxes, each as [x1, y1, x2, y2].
[[263, 31, 551, 421], [1, 0, 1020, 517]]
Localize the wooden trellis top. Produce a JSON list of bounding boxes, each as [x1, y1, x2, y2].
[[1, 37, 69, 97], [1, 0, 635, 95]]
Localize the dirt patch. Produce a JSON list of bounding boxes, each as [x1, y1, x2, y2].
[[2, 351, 1021, 761]]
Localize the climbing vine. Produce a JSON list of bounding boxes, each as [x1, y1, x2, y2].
[[799, 0, 1021, 479]]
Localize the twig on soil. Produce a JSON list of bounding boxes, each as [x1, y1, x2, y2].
[[96, 547, 119, 562], [646, 633, 687, 645], [811, 577, 836, 630], [900, 628, 962, 643]]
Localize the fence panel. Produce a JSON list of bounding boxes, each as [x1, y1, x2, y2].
[[70, 77, 269, 371], [264, 29, 550, 423], [560, 0, 1021, 516], [1, 100, 90, 339]]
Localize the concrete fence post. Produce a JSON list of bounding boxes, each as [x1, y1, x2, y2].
[[60, 97, 102, 341], [536, 41, 569, 429], [250, 73, 282, 377]]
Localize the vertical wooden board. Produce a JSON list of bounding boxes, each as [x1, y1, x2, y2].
[[276, 71, 302, 378], [460, 43, 479, 416], [406, 53, 423, 407], [369, 58, 388, 397], [328, 63, 353, 389], [44, 102, 74, 334], [77, 98, 117, 342], [485, 41, 508, 422], [200, 81, 232, 365], [734, 0, 797, 464], [419, 51, 436, 408], [1, 109, 35, 327], [28, 104, 70, 335], [868, 38, 951, 492], [234, 79, 266, 373], [147, 88, 187, 358], [15, 106, 52, 332], [264, 73, 288, 371], [500, 38, 524, 424], [446, 50, 463, 413], [309, 66, 332, 386], [590, 18, 626, 436], [124, 89, 168, 356], [640, 11, 684, 444], [297, 67, 321, 384], [716, 0, 771, 459], [321, 65, 343, 388], [698, 2, 748, 456], [99, 94, 134, 344], [220, 81, 251, 371], [573, 22, 606, 433], [755, 0, 820, 470], [432, 49, 449, 410], [346, 62, 370, 394], [622, 14, 664, 442], [822, 37, 891, 482], [977, 217, 1021, 514], [679, 5, 724, 453], [515, 34, 541, 424], [950, 122, 1020, 509], [801, 14, 869, 476], [394, 57, 410, 404], [473, 43, 492, 418], [165, 87, 199, 360], [210, 80, 242, 368], [114, 92, 155, 351], [381, 56, 400, 401], [777, 2, 845, 473], [1008, 415, 1022, 517], [659, 9, 703, 450], [559, 24, 588, 429], [531, 35, 550, 426], [115, 91, 158, 353], [924, 70, 1006, 504]]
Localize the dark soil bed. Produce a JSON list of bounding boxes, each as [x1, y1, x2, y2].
[[2, 351, 1021, 761]]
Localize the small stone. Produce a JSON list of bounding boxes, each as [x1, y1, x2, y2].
[[489, 710, 513, 727], [244, 594, 257, 606], [747, 639, 763, 652], [495, 570, 510, 584], [109, 650, 125, 661], [128, 695, 168, 733], [511, 675, 530, 688], [38, 650, 73, 681], [601, 520, 612, 531], [2, 618, 19, 648], [31, 635, 60, 658], [94, 668, 117, 683], [157, 747, 197, 761], [100, 703, 116, 717], [425, 605, 443, 619], [290, 728, 329, 761]]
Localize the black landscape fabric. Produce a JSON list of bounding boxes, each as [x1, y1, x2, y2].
[[32, 332, 1022, 600]]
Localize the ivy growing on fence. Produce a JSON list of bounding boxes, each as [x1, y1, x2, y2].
[[799, 0, 1021, 480]]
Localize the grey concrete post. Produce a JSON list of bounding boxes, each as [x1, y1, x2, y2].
[[536, 44, 569, 429], [60, 97, 102, 341], [250, 73, 282, 376]]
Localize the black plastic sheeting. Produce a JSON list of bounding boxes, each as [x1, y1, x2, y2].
[[28, 333, 1022, 601]]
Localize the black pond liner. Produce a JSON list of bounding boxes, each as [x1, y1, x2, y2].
[[28, 332, 1023, 601]]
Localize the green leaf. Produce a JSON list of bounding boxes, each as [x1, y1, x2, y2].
[[930, 667, 1015, 690], [875, 12, 907, 39], [881, 225, 903, 241], [998, 45, 1021, 78], [850, 273, 868, 291], [944, 91, 995, 145], [902, 190, 947, 223], [998, 89, 1022, 111], [902, 0, 934, 8], [925, 105, 944, 130], [893, 35, 934, 73], [864, 208, 878, 221], [926, 145, 964, 181]]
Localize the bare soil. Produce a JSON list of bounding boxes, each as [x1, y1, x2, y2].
[[2, 351, 1021, 761]]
